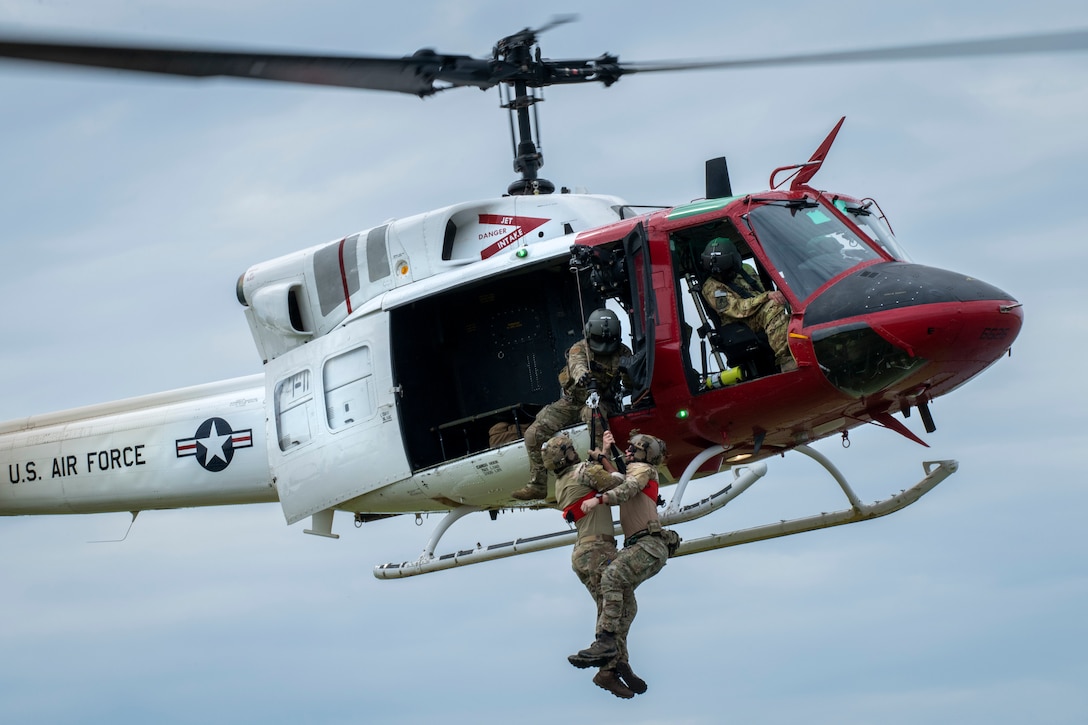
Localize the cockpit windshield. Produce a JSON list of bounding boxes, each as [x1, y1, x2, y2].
[[832, 197, 911, 262], [747, 199, 883, 301]]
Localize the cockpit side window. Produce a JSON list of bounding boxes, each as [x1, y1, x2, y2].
[[669, 218, 772, 291], [668, 218, 780, 390]]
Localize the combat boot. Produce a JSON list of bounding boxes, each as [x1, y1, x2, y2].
[[593, 668, 635, 699], [615, 661, 647, 695], [510, 482, 547, 501], [567, 631, 618, 669]]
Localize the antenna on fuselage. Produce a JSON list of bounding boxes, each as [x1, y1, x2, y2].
[[706, 157, 733, 199], [89, 510, 140, 543]]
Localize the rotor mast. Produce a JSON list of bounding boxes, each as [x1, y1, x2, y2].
[[495, 28, 555, 195], [503, 77, 553, 196]]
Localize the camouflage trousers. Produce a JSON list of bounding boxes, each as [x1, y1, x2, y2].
[[523, 397, 611, 487], [751, 301, 792, 369], [571, 537, 631, 668], [597, 534, 669, 642]]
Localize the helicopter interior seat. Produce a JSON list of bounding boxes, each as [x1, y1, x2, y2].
[[430, 403, 539, 461], [712, 322, 777, 380]]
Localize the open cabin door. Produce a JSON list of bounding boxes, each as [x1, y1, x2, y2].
[[388, 254, 606, 472], [623, 221, 656, 405], [264, 311, 408, 525], [571, 220, 656, 408]]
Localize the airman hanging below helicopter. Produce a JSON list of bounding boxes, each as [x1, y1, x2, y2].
[[568, 429, 678, 696], [511, 308, 632, 501], [545, 433, 639, 699], [700, 237, 796, 372]]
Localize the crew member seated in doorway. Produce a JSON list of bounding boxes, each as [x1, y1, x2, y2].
[[511, 308, 631, 501]]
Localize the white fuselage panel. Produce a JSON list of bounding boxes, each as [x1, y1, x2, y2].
[[0, 376, 275, 515]]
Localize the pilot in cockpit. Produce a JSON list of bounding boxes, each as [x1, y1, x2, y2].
[[700, 238, 796, 372]]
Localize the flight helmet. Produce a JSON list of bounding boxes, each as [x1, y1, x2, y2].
[[701, 237, 742, 281], [541, 433, 578, 473], [627, 434, 667, 466], [584, 308, 622, 354]]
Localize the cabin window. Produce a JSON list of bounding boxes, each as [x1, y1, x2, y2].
[[323, 346, 376, 431], [274, 370, 313, 451], [366, 225, 391, 282], [314, 234, 361, 316]]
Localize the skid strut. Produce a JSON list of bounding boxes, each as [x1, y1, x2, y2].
[[673, 447, 956, 557], [373, 445, 958, 579]]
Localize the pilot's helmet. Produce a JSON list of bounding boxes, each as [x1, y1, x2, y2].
[[701, 237, 742, 280], [627, 434, 667, 466], [584, 308, 622, 354], [541, 433, 578, 473]]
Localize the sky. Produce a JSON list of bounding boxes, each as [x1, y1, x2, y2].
[[1, 1, 1087, 723]]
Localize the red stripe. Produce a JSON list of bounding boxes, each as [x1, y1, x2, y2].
[[338, 237, 353, 315]]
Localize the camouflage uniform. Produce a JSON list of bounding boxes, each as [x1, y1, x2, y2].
[[557, 463, 621, 636], [702, 264, 793, 369], [520, 338, 632, 494], [595, 461, 669, 645], [556, 461, 638, 669]]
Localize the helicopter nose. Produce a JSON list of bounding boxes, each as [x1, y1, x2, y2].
[[804, 262, 1023, 398]]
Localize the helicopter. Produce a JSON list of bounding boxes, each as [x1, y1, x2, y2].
[[2, 20, 1073, 579]]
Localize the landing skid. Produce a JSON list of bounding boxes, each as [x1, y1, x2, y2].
[[372, 445, 958, 579]]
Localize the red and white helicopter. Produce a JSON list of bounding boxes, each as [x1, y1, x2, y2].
[[2, 21, 1077, 577]]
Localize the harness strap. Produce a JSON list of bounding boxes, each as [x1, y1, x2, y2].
[[565, 473, 658, 524], [625, 528, 663, 548], [642, 477, 659, 504], [563, 490, 599, 523]]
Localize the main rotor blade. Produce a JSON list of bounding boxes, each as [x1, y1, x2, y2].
[[619, 28, 1088, 75], [0, 38, 496, 95], [2, 27, 1086, 96]]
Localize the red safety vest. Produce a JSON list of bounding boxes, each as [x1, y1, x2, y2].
[[563, 490, 598, 523], [563, 476, 659, 523], [642, 477, 659, 504]]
